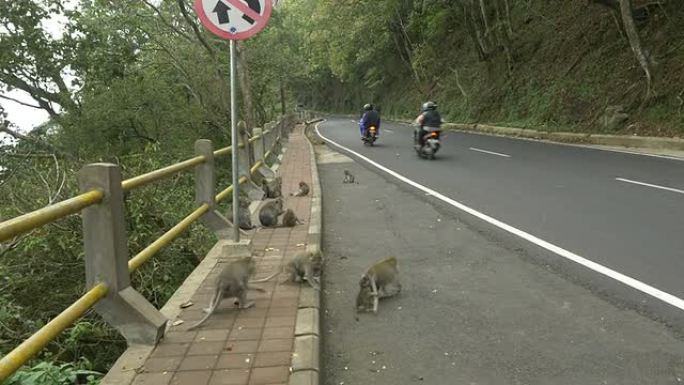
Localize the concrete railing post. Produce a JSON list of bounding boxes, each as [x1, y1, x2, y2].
[[79, 163, 167, 346], [252, 127, 276, 181], [194, 139, 236, 238], [264, 122, 279, 167], [280, 117, 290, 139], [237, 121, 265, 200]]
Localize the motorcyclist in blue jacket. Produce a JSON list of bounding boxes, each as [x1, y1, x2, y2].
[[359, 103, 381, 140]]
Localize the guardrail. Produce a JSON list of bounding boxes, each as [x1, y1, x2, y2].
[[0, 115, 297, 381]]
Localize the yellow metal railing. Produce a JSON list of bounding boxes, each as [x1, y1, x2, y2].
[[0, 118, 287, 381], [122, 155, 207, 191], [0, 283, 109, 380], [216, 175, 249, 203], [128, 203, 210, 272], [0, 190, 104, 243]]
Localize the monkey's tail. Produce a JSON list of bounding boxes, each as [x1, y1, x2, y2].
[[249, 266, 283, 283], [187, 286, 221, 331]]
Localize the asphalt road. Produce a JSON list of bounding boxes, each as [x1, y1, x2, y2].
[[316, 144, 684, 385], [316, 117, 684, 309]]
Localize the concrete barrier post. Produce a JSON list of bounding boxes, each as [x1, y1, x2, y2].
[[252, 127, 276, 181], [237, 121, 265, 200], [79, 163, 167, 346], [195, 139, 236, 238]]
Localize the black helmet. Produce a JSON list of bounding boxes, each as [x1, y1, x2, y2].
[[422, 101, 437, 111], [363, 103, 373, 111]]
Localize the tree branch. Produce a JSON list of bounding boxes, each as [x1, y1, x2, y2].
[[0, 94, 42, 109], [619, 0, 653, 105], [0, 124, 74, 159], [141, 0, 194, 43], [176, 0, 216, 58]]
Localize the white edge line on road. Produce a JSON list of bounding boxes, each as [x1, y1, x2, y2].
[[315, 120, 684, 312], [469, 147, 511, 158], [616, 177, 684, 195]]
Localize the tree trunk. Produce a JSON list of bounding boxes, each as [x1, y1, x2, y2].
[[236, 42, 256, 134], [502, 0, 514, 39], [236, 43, 256, 164], [279, 78, 286, 115], [463, 1, 488, 61], [479, 0, 491, 36], [618, 0, 653, 104]]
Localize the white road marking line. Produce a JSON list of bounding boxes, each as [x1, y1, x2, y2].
[[469, 147, 511, 158], [383, 129, 393, 133], [616, 177, 684, 195], [315, 121, 684, 312], [455, 130, 684, 162]]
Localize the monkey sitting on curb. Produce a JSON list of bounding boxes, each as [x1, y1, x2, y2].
[[282, 251, 322, 290], [279, 208, 302, 227], [226, 195, 254, 230], [262, 176, 282, 198], [258, 198, 284, 227], [290, 181, 310, 197]]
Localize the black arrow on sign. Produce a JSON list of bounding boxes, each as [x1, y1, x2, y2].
[[213, 1, 231, 24], [241, 0, 261, 24]]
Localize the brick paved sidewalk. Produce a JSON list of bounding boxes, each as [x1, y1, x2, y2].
[[131, 125, 314, 385]]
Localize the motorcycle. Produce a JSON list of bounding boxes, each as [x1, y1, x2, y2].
[[414, 128, 441, 159], [362, 125, 378, 146]]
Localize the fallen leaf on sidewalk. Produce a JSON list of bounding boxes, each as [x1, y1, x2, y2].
[[179, 301, 193, 309], [296, 243, 305, 247], [172, 320, 184, 326]]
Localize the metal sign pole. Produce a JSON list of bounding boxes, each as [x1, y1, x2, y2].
[[230, 40, 240, 242]]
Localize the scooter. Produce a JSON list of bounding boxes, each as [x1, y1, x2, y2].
[[414, 129, 441, 159], [362, 126, 378, 146]]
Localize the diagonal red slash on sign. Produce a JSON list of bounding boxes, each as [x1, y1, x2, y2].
[[221, 0, 262, 24]]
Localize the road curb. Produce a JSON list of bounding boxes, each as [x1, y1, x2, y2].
[[288, 120, 324, 385]]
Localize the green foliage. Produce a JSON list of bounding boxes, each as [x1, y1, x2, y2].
[[4, 359, 102, 385]]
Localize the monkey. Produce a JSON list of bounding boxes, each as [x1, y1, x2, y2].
[[355, 256, 401, 314], [342, 170, 356, 184], [262, 176, 282, 198], [279, 208, 301, 227], [258, 198, 284, 227], [290, 181, 310, 197], [188, 256, 275, 330], [225, 195, 254, 230], [282, 251, 322, 290]]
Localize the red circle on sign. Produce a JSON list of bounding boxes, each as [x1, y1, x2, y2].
[[194, 0, 272, 40]]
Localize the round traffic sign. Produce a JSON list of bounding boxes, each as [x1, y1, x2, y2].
[[195, 0, 272, 40]]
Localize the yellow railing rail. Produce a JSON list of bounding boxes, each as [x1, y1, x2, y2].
[[0, 283, 109, 380], [213, 145, 232, 158], [128, 203, 210, 272], [250, 160, 264, 174], [122, 155, 207, 191], [0, 190, 104, 243], [216, 175, 249, 203]]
